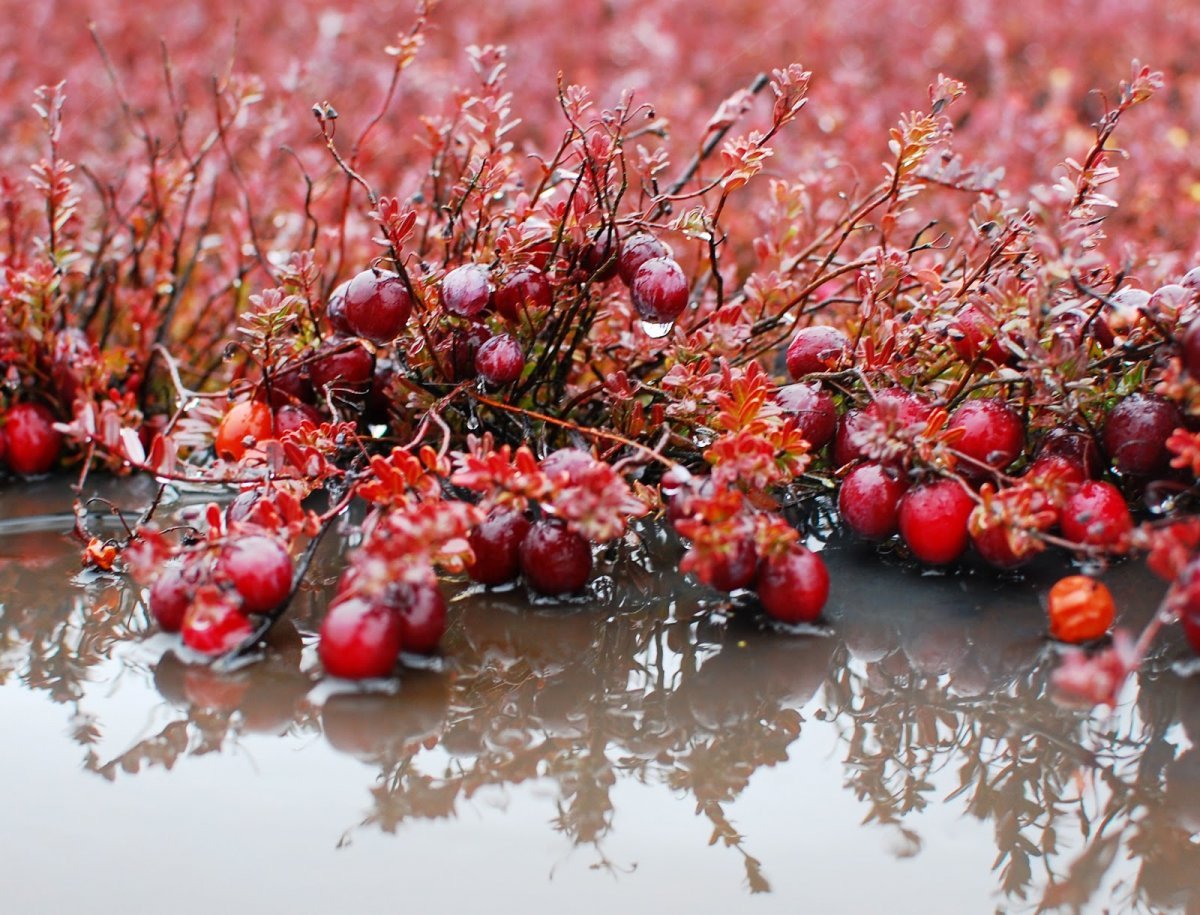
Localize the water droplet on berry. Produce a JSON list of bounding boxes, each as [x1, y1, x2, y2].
[[639, 319, 673, 338]]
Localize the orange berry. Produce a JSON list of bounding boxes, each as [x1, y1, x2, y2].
[[215, 401, 272, 461], [1047, 575, 1115, 643]]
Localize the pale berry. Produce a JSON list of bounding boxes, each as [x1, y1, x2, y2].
[[218, 535, 293, 614]]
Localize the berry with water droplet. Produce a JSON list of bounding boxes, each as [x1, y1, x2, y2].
[[475, 333, 525, 385], [898, 480, 975, 565], [1060, 481, 1131, 549], [1103, 393, 1182, 476], [215, 401, 272, 461], [617, 232, 670, 285], [494, 266, 552, 322], [631, 257, 688, 324], [839, 462, 908, 540], [786, 325, 848, 379]]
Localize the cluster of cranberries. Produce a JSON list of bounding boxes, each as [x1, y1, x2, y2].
[[0, 402, 63, 477]]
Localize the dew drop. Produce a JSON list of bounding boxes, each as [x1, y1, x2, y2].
[[639, 320, 673, 338]]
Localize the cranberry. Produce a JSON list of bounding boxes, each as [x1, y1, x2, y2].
[[701, 536, 759, 592], [440, 263, 492, 318], [1021, 454, 1085, 508], [838, 463, 908, 540], [1037, 427, 1101, 479], [318, 597, 404, 679], [268, 362, 314, 407], [309, 337, 375, 397], [1178, 558, 1200, 654], [475, 334, 526, 385], [756, 546, 830, 623], [149, 564, 193, 632], [897, 480, 976, 565], [631, 257, 689, 324], [273, 403, 321, 436], [948, 304, 1006, 365], [1060, 480, 1132, 548], [325, 280, 354, 336], [226, 490, 264, 525], [385, 582, 447, 655], [776, 383, 838, 449], [832, 408, 870, 466], [832, 390, 932, 467], [218, 535, 293, 614], [215, 401, 272, 461], [468, 507, 532, 585], [51, 327, 91, 407], [1183, 316, 1200, 378], [494, 266, 552, 322], [182, 594, 254, 656], [1102, 393, 1182, 476], [581, 230, 618, 281], [435, 324, 492, 382], [785, 325, 849, 379], [3, 403, 63, 476], [947, 398, 1024, 475], [540, 447, 595, 482], [969, 520, 1031, 570], [519, 521, 593, 596], [343, 269, 412, 344], [617, 232, 670, 286]]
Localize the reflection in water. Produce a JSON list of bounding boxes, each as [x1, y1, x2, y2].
[[1, 482, 1198, 911]]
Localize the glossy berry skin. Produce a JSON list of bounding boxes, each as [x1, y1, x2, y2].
[[1060, 481, 1132, 548], [832, 389, 933, 467], [702, 536, 759, 592], [1182, 316, 1200, 378], [898, 480, 976, 565], [948, 304, 1006, 365], [273, 403, 321, 437], [468, 507, 532, 585], [269, 363, 314, 407], [970, 523, 1029, 570], [617, 232, 670, 286], [475, 334, 525, 385], [435, 324, 492, 382], [1103, 393, 1182, 476], [324, 280, 354, 336], [832, 409, 870, 466], [947, 398, 1024, 475], [519, 521, 593, 596], [631, 257, 688, 323], [776, 383, 837, 449], [581, 231, 618, 281], [494, 267, 552, 322], [215, 401, 273, 461], [1037, 428, 1102, 479], [343, 269, 412, 344], [3, 403, 63, 476], [440, 263, 492, 318], [757, 546, 830, 624], [309, 337, 375, 397], [218, 535, 293, 614], [838, 463, 908, 540], [182, 596, 253, 656], [1047, 575, 1115, 643], [149, 565, 193, 633], [785, 325, 849, 379], [318, 597, 404, 680], [385, 582, 447, 655]]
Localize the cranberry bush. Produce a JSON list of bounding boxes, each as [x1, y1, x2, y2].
[[1, 3, 1199, 696]]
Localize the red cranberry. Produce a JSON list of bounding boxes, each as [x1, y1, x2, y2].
[[617, 232, 670, 286], [838, 463, 908, 540], [756, 546, 830, 624], [268, 362, 314, 407], [1038, 428, 1101, 479], [948, 304, 1006, 365], [385, 581, 447, 655], [776, 383, 838, 449], [631, 257, 689, 324], [318, 597, 404, 679], [468, 507, 532, 585], [3, 403, 62, 476], [969, 520, 1031, 570], [832, 390, 932, 467], [441, 263, 492, 318], [494, 266, 552, 322], [475, 334, 526, 386], [785, 325, 849, 379], [325, 280, 354, 336], [182, 595, 254, 656], [218, 535, 293, 614], [1183, 316, 1200, 378], [1021, 455, 1085, 508], [519, 521, 593, 596], [149, 564, 193, 633], [310, 338, 375, 397], [898, 480, 976, 565], [1103, 393, 1182, 476], [832, 409, 870, 466], [343, 269, 412, 344], [581, 230, 618, 281], [701, 536, 759, 592], [1060, 481, 1132, 549], [1177, 558, 1200, 654], [273, 403, 321, 436], [947, 398, 1024, 475], [435, 324, 492, 382]]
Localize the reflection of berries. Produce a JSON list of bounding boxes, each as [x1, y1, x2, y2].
[[1102, 393, 1182, 476], [1047, 575, 1115, 643], [631, 257, 689, 323], [898, 480, 975, 564], [386, 582, 447, 655], [475, 334, 526, 385], [838, 462, 907, 540], [343, 269, 412, 344], [182, 595, 253, 655], [1060, 481, 1132, 548], [947, 398, 1024, 475], [219, 535, 293, 614], [785, 325, 848, 379], [617, 232, 670, 285], [519, 521, 592, 596], [757, 545, 830, 623], [468, 507, 532, 585], [440, 263, 492, 318], [4, 402, 63, 475], [215, 401, 272, 461], [319, 597, 404, 679]]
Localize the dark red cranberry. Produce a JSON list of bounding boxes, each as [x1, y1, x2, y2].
[[441, 263, 492, 318], [948, 304, 1006, 365], [51, 327, 92, 407], [756, 545, 830, 623], [218, 535, 293, 615], [832, 409, 870, 466], [343, 269, 412, 344], [1038, 428, 1101, 479], [831, 390, 932, 468], [776, 383, 838, 449], [268, 362, 313, 407], [1103, 393, 1183, 476], [898, 480, 976, 565], [1183, 317, 1200, 378], [475, 334, 526, 385], [1177, 558, 1200, 654], [700, 536, 759, 592], [631, 257, 689, 324], [149, 564, 193, 633], [318, 597, 404, 679], [468, 507, 533, 586], [581, 230, 618, 281], [785, 325, 849, 379], [617, 232, 670, 286], [947, 398, 1024, 475], [273, 403, 321, 437], [969, 522, 1029, 570], [182, 594, 253, 656], [325, 280, 354, 336], [838, 463, 908, 540], [1060, 481, 1132, 548], [435, 324, 492, 382], [519, 521, 593, 596], [385, 582, 447, 655], [3, 403, 63, 476], [310, 338, 375, 397], [494, 266, 552, 322]]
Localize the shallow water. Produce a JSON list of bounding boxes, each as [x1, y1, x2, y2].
[[2, 479, 1199, 914]]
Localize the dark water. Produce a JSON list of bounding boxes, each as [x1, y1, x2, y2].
[[2, 479, 1199, 914]]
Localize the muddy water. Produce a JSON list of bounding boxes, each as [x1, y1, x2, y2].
[[2, 480, 1199, 914]]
